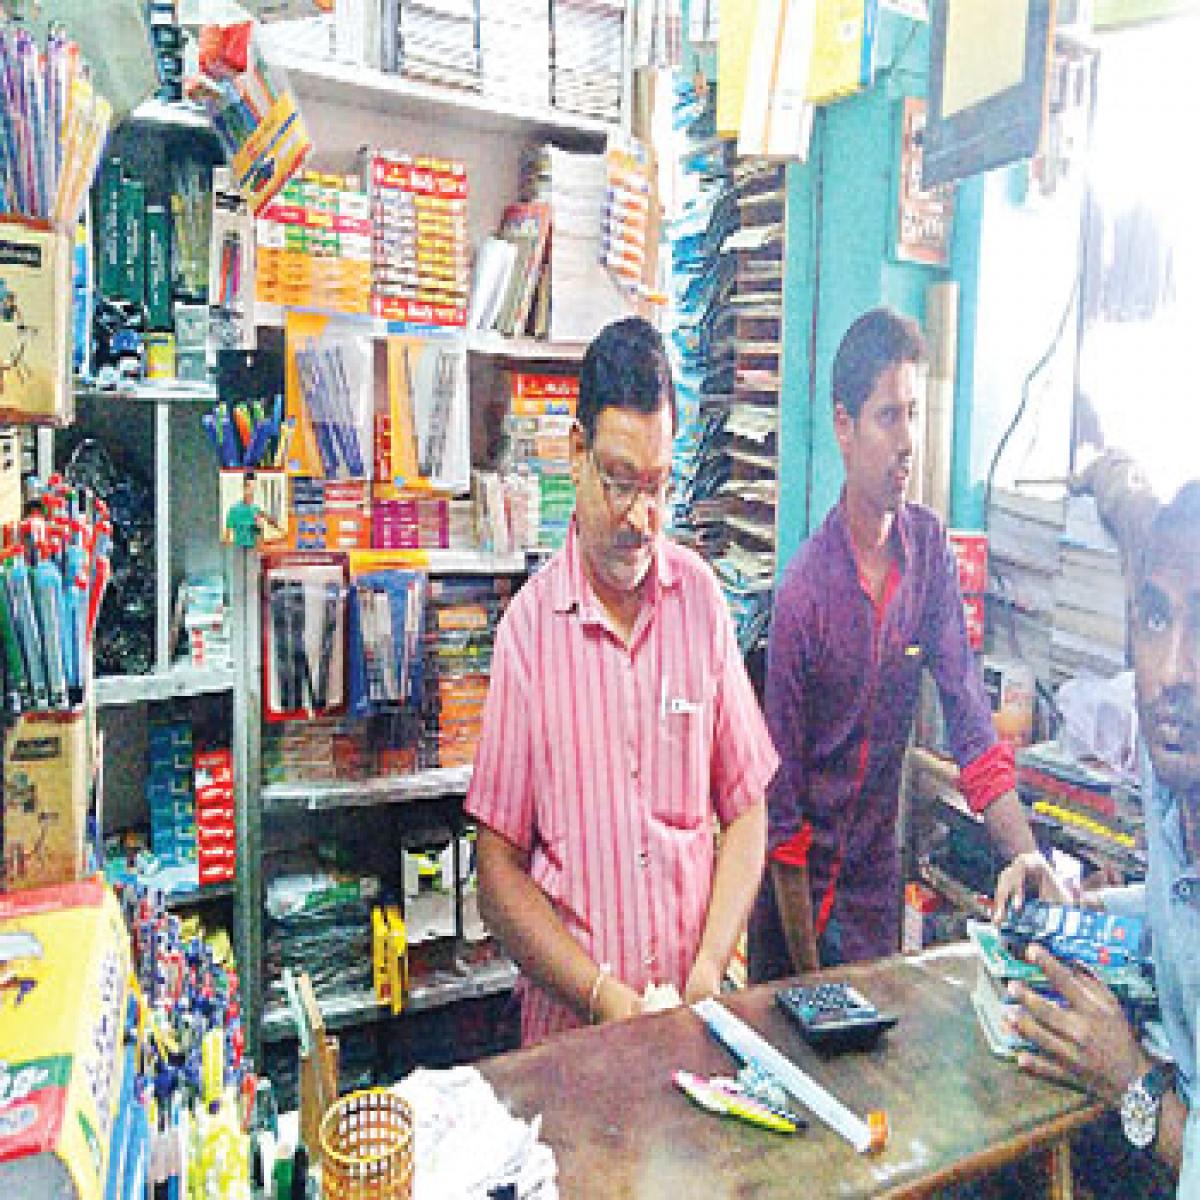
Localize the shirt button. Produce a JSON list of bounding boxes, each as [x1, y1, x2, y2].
[[630, 761, 639, 779], [643, 951, 656, 967], [1175, 880, 1195, 902], [638, 850, 649, 868]]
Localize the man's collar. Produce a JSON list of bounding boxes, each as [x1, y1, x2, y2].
[[833, 491, 912, 563], [552, 518, 678, 617]]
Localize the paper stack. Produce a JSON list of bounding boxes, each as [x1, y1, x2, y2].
[[986, 488, 1065, 692], [384, 0, 482, 89], [551, 0, 625, 123], [479, 0, 550, 109], [665, 78, 778, 651], [520, 145, 633, 342]]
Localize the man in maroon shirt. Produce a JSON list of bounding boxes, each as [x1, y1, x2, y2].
[[751, 307, 1039, 975]]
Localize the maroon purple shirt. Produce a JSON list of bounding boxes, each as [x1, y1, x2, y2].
[[764, 498, 1001, 962]]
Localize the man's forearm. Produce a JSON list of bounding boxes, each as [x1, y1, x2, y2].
[[982, 788, 1038, 862], [770, 858, 819, 973], [694, 802, 767, 979], [476, 828, 606, 1020]]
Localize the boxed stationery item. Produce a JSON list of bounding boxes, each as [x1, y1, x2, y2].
[[2, 709, 91, 890], [0, 218, 74, 425], [0, 879, 132, 1197]]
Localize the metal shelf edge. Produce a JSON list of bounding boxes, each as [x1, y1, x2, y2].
[[260, 961, 517, 1041]]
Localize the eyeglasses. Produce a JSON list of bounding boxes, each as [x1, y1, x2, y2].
[[589, 448, 675, 516]]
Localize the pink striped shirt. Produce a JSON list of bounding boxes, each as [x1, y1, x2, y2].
[[465, 522, 778, 1045]]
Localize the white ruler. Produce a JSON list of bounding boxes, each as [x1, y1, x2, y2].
[[692, 999, 885, 1154]]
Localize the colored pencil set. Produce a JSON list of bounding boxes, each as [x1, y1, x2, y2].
[[0, 22, 111, 229], [202, 393, 293, 471]]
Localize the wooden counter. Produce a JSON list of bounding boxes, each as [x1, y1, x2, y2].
[[479, 943, 1103, 1198]]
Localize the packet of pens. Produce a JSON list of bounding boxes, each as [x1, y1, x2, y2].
[[346, 569, 427, 718], [189, 20, 311, 215], [0, 475, 112, 713], [261, 553, 348, 722], [286, 322, 374, 481], [0, 23, 111, 422]]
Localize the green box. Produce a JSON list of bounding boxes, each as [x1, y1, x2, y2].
[[120, 179, 146, 306], [98, 159, 124, 300], [145, 205, 172, 331]]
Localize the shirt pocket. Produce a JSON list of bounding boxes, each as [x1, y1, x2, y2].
[[653, 672, 715, 830]]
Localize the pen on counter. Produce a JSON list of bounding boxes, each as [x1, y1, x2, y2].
[[673, 1070, 799, 1134]]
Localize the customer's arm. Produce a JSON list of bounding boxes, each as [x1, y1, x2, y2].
[[686, 800, 767, 1002], [926, 533, 1039, 872], [476, 826, 643, 1024]]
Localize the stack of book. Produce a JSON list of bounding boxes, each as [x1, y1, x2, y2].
[[985, 487, 1064, 689], [550, 0, 624, 122], [479, 0, 550, 108], [501, 370, 578, 551], [422, 576, 514, 768], [468, 201, 552, 338], [384, 0, 482, 90], [1051, 495, 1128, 684], [518, 144, 631, 342]]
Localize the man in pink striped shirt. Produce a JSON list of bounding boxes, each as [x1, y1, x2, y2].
[[466, 317, 779, 1046]]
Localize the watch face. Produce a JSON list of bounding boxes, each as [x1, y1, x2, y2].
[[1120, 1079, 1159, 1150]]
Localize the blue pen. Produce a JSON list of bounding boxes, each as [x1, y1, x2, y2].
[[62, 522, 87, 694], [218, 405, 242, 469], [32, 540, 68, 708], [9, 547, 46, 708], [243, 418, 275, 469]]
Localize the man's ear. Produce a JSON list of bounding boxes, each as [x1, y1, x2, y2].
[[833, 402, 855, 456]]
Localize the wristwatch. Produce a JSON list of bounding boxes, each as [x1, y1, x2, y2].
[[1120, 1063, 1171, 1150]]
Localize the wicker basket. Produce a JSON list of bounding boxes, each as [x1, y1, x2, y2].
[[320, 1088, 415, 1199]]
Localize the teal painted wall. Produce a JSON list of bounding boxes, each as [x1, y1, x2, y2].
[[776, 13, 951, 568]]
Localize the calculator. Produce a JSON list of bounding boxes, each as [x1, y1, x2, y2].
[[775, 981, 898, 1052]]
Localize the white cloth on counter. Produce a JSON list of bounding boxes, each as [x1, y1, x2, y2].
[[395, 1066, 558, 1200]]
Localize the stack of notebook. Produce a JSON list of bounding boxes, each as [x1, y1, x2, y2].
[[384, 0, 482, 90], [550, 0, 625, 122], [666, 76, 781, 652], [518, 144, 632, 342], [479, 0, 550, 108]]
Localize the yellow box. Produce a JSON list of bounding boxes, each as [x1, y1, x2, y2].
[[0, 878, 131, 1197], [3, 710, 90, 891], [0, 218, 73, 425]]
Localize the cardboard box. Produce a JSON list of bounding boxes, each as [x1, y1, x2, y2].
[[0, 879, 131, 1197], [0, 218, 73, 425], [3, 710, 90, 891]]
